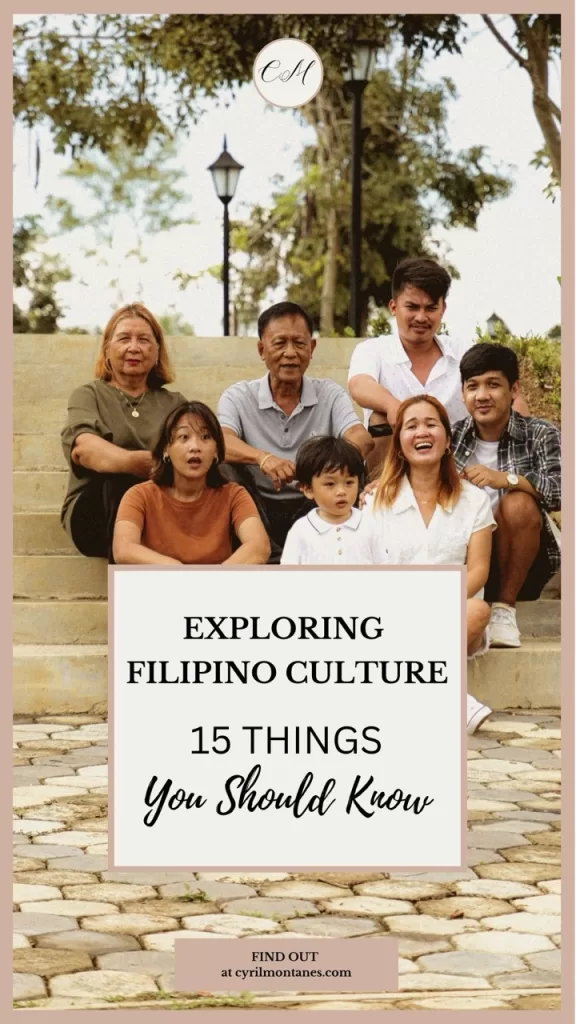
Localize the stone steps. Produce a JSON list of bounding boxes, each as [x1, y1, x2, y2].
[[14, 473, 67, 512], [13, 638, 561, 716], [14, 556, 107, 600], [12, 595, 560, 647], [14, 513, 76, 555]]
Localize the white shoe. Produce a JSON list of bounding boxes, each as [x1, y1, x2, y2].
[[467, 694, 492, 735], [489, 604, 521, 648]]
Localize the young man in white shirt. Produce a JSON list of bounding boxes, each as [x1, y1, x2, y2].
[[281, 436, 383, 565], [348, 257, 529, 472]]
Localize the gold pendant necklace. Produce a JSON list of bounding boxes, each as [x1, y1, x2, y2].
[[115, 388, 147, 418]]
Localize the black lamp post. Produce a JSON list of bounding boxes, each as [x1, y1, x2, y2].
[[208, 137, 243, 336], [343, 43, 377, 337]]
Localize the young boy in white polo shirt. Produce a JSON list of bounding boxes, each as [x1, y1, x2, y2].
[[280, 437, 385, 565]]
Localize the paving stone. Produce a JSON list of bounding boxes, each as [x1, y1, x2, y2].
[[196, 872, 289, 884], [81, 914, 179, 936], [14, 871, 98, 887], [158, 881, 256, 900], [13, 857, 46, 871], [19, 740, 93, 751], [485, 747, 557, 763], [454, 931, 555, 955], [398, 957, 420, 974], [417, 951, 526, 976], [13, 949, 93, 977], [399, 973, 490, 991], [261, 880, 349, 898], [526, 950, 561, 972], [21, 804, 99, 823], [466, 831, 529, 850], [466, 850, 504, 867], [182, 913, 281, 935], [503, 846, 561, 865], [48, 856, 108, 872], [21, 900, 119, 917], [13, 933, 31, 948], [356, 881, 450, 900], [454, 879, 539, 899], [302, 872, 386, 886], [61, 883, 158, 903], [518, 798, 562, 812], [511, 894, 561, 914], [14, 724, 64, 735], [397, 937, 452, 957], [493, 970, 562, 989], [398, 870, 477, 882], [219, 897, 319, 918], [13, 766, 73, 782], [322, 896, 415, 916], [13, 880, 64, 905], [414, 897, 512, 919], [526, 830, 561, 846], [467, 799, 518, 812], [86, 843, 108, 854], [538, 879, 561, 894], [49, 776, 103, 789], [521, 770, 562, 783], [13, 972, 47, 1000], [143, 931, 225, 951], [480, 721, 538, 735], [473, 819, 550, 834], [15, 820, 67, 836], [475, 863, 561, 882], [102, 871, 202, 885], [482, 912, 562, 935], [515, 994, 562, 1009], [33, 831, 105, 848], [498, 780, 560, 793], [36, 931, 141, 954], [96, 951, 175, 976], [14, 913, 79, 936], [17, 845, 81, 860], [384, 915, 481, 936], [50, 969, 158, 999], [123, 900, 219, 918], [284, 916, 379, 938], [406, 996, 510, 1010], [467, 759, 533, 776]]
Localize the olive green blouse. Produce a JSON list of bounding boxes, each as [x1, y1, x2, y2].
[[60, 380, 187, 532]]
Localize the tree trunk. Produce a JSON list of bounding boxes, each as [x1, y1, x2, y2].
[[320, 204, 338, 335]]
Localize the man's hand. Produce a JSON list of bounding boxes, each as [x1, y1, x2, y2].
[[359, 480, 378, 509], [386, 397, 401, 429], [130, 450, 154, 479], [260, 455, 296, 491], [462, 464, 507, 490]]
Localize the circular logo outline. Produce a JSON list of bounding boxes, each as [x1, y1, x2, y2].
[[253, 37, 324, 109]]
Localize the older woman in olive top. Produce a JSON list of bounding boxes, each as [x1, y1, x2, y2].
[[60, 303, 187, 559]]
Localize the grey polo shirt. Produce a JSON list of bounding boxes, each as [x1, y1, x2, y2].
[[217, 374, 361, 503]]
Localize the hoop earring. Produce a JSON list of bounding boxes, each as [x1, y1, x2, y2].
[[163, 454, 171, 464], [444, 446, 451, 455], [213, 455, 219, 464]]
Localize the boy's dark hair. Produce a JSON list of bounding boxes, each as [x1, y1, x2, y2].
[[392, 258, 451, 303], [151, 401, 226, 488], [258, 301, 314, 339], [460, 343, 519, 387], [295, 435, 365, 488]]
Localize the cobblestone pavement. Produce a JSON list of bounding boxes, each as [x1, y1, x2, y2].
[[13, 712, 561, 1012]]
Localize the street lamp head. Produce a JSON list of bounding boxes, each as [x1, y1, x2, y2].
[[208, 136, 244, 205], [343, 41, 378, 86]]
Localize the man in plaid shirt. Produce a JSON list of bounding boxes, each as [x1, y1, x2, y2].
[[453, 343, 561, 648]]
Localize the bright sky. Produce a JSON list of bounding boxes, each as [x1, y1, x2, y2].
[[13, 14, 561, 340]]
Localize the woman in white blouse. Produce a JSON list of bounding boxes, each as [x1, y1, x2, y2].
[[366, 394, 496, 734]]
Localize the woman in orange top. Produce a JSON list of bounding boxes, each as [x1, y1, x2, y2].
[[113, 401, 271, 565]]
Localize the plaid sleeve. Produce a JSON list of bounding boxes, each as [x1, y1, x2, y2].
[[524, 423, 561, 511]]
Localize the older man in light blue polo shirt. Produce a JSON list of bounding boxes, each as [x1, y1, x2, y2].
[[218, 300, 373, 561]]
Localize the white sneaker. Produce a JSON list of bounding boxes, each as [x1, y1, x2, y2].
[[489, 604, 521, 648], [467, 694, 492, 735]]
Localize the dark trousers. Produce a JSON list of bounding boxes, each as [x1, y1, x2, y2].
[[219, 463, 314, 564], [68, 474, 141, 562]]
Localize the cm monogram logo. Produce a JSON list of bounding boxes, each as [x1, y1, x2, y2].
[[253, 38, 324, 108]]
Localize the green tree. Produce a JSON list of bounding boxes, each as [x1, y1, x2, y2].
[[482, 15, 561, 184], [230, 60, 511, 334], [13, 15, 465, 155], [13, 215, 72, 332], [157, 307, 195, 336]]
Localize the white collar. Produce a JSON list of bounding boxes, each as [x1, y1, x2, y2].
[[392, 476, 454, 515], [379, 320, 457, 364], [307, 506, 362, 534]]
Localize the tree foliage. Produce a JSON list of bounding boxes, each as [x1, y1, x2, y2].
[[230, 60, 511, 334], [482, 15, 561, 184], [13, 215, 72, 332], [14, 14, 464, 155]]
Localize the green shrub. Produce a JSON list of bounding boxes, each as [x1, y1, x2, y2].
[[474, 322, 561, 420]]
